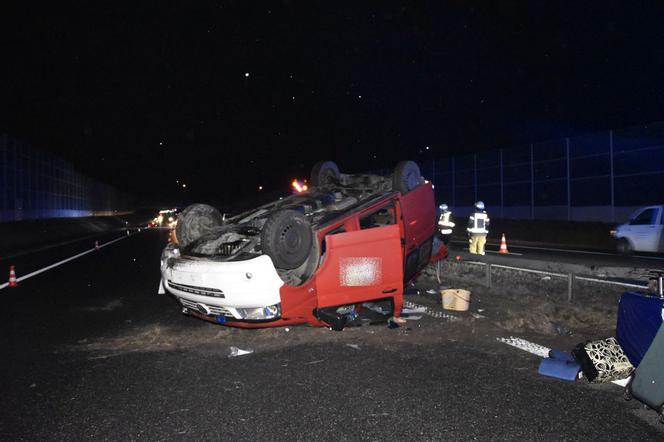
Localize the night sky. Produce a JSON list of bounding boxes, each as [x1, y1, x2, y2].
[[2, 1, 664, 205]]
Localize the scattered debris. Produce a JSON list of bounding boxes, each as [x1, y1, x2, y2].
[[541, 276, 552, 281], [426, 289, 438, 295], [470, 312, 486, 319], [228, 346, 254, 358], [402, 306, 427, 314], [345, 344, 361, 350], [572, 337, 633, 383], [403, 301, 459, 320], [304, 359, 324, 365], [549, 348, 575, 362], [497, 336, 551, 358], [552, 321, 572, 336], [404, 315, 423, 320], [284, 328, 290, 332], [538, 357, 581, 381]]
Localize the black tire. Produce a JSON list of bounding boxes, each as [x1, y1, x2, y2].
[[310, 161, 340, 189], [176, 204, 224, 248], [393, 160, 423, 193], [261, 210, 314, 269], [617, 238, 634, 256]]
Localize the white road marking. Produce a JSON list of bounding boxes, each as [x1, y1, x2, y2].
[[0, 233, 135, 291]]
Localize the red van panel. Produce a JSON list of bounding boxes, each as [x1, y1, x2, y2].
[[399, 182, 436, 253], [315, 224, 403, 308]]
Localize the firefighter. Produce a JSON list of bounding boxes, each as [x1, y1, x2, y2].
[[437, 203, 455, 244], [468, 201, 490, 255]]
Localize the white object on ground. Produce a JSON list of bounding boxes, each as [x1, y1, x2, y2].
[[402, 306, 427, 314], [426, 289, 438, 295], [403, 300, 459, 320], [497, 337, 551, 358], [228, 346, 253, 357], [346, 344, 361, 350]]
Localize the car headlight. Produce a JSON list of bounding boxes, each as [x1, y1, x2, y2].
[[160, 244, 180, 269], [235, 303, 281, 320]]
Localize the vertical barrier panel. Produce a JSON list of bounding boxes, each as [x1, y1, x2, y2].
[[476, 149, 501, 212], [501, 145, 531, 219], [0, 134, 131, 221], [423, 122, 664, 222], [569, 131, 611, 221], [612, 122, 664, 215], [454, 154, 476, 213], [532, 139, 567, 220]]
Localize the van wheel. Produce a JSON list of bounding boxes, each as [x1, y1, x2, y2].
[[261, 210, 314, 269], [617, 238, 633, 256], [311, 161, 340, 189], [176, 204, 224, 248], [393, 160, 423, 193]]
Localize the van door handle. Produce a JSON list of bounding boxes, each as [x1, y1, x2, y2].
[[382, 288, 397, 294]]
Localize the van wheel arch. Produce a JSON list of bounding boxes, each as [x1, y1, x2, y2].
[[616, 237, 634, 255]]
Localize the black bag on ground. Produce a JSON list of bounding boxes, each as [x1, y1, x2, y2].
[[626, 323, 664, 423], [572, 337, 633, 383]]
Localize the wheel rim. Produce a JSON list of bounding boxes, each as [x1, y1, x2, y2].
[[406, 171, 420, 190]]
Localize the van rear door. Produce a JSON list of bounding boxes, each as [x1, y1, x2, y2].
[[315, 222, 403, 309], [398, 182, 436, 281]]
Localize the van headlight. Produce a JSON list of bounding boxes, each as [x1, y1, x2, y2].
[[160, 244, 180, 269], [236, 303, 281, 320]]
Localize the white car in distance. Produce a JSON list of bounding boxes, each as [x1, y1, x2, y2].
[[612, 205, 664, 254]]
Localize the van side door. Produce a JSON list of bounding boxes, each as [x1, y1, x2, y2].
[[398, 182, 436, 281], [315, 202, 403, 309]]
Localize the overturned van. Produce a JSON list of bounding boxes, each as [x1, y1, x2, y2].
[[159, 160, 446, 329]]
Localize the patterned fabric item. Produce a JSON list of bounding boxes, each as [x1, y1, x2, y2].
[[572, 337, 634, 383]]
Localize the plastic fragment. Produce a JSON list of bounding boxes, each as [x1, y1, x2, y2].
[[228, 346, 254, 357]]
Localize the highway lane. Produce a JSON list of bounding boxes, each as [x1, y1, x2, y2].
[[0, 229, 661, 440]]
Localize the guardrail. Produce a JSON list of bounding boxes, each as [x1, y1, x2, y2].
[[458, 260, 649, 302]]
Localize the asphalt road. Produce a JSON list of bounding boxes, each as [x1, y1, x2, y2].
[[0, 230, 662, 441]]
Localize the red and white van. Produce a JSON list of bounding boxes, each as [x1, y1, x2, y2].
[[159, 160, 445, 329]]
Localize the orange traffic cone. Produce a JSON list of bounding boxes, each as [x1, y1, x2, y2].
[[8, 265, 17, 287], [499, 233, 509, 254]]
